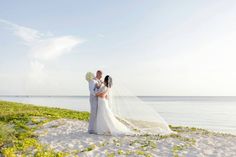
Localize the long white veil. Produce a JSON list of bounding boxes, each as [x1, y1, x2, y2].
[[107, 75, 173, 135]]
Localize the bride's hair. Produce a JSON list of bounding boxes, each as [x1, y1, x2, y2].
[[104, 75, 112, 88]]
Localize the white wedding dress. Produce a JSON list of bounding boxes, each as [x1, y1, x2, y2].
[[95, 84, 174, 136], [95, 85, 134, 136]]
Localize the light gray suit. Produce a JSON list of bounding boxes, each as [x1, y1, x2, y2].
[[88, 78, 101, 133]]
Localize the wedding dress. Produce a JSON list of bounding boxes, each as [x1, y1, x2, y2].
[[95, 85, 134, 136], [95, 83, 173, 136]]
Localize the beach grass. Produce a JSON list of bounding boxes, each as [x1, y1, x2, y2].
[[0, 100, 89, 156]]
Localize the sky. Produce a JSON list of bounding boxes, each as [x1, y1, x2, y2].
[[0, 0, 236, 96]]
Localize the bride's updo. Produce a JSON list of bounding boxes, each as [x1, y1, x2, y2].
[[104, 75, 112, 88]]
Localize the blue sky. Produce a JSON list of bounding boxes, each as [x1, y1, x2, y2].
[[1, 0, 236, 96]]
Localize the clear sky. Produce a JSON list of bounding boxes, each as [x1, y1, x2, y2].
[[1, 0, 236, 96]]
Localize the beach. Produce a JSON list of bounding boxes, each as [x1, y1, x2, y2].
[[2, 1, 236, 156], [1, 101, 236, 157], [1, 96, 236, 135], [34, 118, 236, 157]]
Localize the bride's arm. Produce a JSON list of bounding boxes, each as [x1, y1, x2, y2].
[[96, 90, 108, 97]]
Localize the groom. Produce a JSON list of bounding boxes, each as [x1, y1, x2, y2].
[[88, 70, 103, 134]]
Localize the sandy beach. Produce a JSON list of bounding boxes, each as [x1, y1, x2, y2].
[[2, 1, 236, 156], [34, 118, 236, 157]]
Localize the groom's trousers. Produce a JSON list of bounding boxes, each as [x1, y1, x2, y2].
[[88, 94, 98, 133]]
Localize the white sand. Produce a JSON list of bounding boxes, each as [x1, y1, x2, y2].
[[35, 118, 236, 157]]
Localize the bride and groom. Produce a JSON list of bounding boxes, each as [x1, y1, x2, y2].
[[86, 70, 173, 136], [87, 70, 133, 135]]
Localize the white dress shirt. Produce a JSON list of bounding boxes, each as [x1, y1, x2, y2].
[[89, 78, 102, 96]]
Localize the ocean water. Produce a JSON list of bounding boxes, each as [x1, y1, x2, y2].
[[0, 96, 236, 135]]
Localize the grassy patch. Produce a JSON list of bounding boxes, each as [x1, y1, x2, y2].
[[0, 100, 89, 156], [0, 122, 16, 147]]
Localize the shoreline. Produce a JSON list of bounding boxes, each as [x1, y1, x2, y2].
[[0, 100, 236, 156], [1, 98, 236, 136]]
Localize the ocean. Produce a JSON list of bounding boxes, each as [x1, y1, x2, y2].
[[1, 96, 235, 135]]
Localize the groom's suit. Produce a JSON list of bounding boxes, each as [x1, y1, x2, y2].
[[88, 78, 101, 133]]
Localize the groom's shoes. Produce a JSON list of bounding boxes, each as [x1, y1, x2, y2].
[[88, 130, 97, 134]]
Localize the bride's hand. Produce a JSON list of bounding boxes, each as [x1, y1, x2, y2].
[[96, 91, 107, 98], [96, 92, 105, 97], [96, 83, 101, 88], [105, 95, 108, 99]]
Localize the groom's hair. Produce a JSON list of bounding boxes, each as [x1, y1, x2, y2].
[[96, 70, 102, 74]]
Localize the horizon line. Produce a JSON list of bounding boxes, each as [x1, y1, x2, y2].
[[1, 95, 236, 97]]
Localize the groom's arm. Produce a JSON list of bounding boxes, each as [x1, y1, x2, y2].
[[89, 80, 96, 96]]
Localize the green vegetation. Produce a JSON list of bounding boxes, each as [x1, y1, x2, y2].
[[0, 100, 89, 156]]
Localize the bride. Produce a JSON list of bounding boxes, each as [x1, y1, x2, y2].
[[94, 75, 173, 136], [95, 75, 134, 135]]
